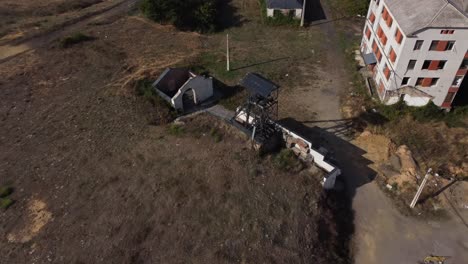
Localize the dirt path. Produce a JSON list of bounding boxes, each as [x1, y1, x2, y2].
[[303, 1, 468, 263], [0, 0, 137, 62]]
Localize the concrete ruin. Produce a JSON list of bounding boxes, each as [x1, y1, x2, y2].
[[233, 73, 341, 190], [153, 68, 213, 112]]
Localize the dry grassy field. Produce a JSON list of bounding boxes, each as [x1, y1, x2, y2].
[[0, 1, 354, 263]]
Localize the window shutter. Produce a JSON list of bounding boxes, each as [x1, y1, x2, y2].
[[428, 60, 439, 70], [422, 78, 432, 87], [390, 49, 397, 62], [386, 16, 393, 27], [370, 13, 375, 24], [381, 35, 387, 45], [384, 68, 391, 79], [379, 81, 385, 94], [395, 29, 403, 44], [436, 41, 448, 51]]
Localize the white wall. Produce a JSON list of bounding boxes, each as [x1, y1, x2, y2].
[[394, 28, 468, 106], [266, 8, 302, 18], [361, 0, 468, 107], [171, 76, 213, 111]]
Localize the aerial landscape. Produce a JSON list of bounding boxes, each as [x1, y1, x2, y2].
[[0, 0, 467, 263]]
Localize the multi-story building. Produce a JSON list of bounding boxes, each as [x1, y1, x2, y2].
[[360, 0, 468, 108]]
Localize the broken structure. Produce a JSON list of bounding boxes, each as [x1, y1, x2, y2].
[[153, 68, 213, 112], [233, 73, 341, 189]]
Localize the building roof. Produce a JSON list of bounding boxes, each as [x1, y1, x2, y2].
[[240, 73, 279, 98], [266, 0, 303, 9], [385, 0, 468, 35]]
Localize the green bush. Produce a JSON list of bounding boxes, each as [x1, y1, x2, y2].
[[0, 186, 13, 198], [378, 101, 467, 127], [210, 127, 223, 142], [168, 124, 185, 136], [139, 0, 219, 33], [273, 149, 302, 172], [0, 198, 14, 209], [60, 33, 93, 48]]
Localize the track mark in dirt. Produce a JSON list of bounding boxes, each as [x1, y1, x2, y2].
[[0, 0, 137, 62], [7, 199, 52, 243]]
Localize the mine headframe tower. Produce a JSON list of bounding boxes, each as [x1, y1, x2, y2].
[[233, 73, 280, 144]]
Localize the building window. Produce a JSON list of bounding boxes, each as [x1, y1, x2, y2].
[[423, 60, 447, 70], [460, 59, 468, 69], [395, 28, 403, 44], [422, 60, 431, 70], [416, 78, 424, 86], [365, 27, 371, 39], [453, 76, 464, 86], [444, 92, 456, 103], [437, 60, 447, 69], [369, 12, 376, 24], [429, 41, 439, 50], [389, 47, 397, 63], [429, 41, 454, 51], [431, 78, 439, 86], [381, 34, 388, 45], [440, 30, 455, 34], [383, 63, 391, 80], [386, 16, 393, 28], [414, 40, 423, 50], [401, 77, 410, 86], [446, 41, 455, 51], [407, 60, 417, 70]]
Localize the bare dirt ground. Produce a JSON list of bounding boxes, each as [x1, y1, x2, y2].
[[0, 0, 128, 44], [0, 1, 352, 263]]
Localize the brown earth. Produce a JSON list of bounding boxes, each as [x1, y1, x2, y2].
[[0, 2, 354, 263], [0, 0, 124, 42]]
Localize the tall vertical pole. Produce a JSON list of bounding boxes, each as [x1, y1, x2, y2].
[[226, 34, 230, 72], [410, 168, 432, 208], [300, 0, 307, 27]]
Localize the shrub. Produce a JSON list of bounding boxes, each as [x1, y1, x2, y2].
[[0, 198, 14, 210], [60, 33, 94, 48], [377, 101, 467, 127], [210, 127, 223, 143], [139, 0, 219, 33], [168, 124, 185, 136], [0, 186, 13, 198], [273, 149, 303, 172]]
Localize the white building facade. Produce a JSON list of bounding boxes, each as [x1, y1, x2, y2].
[[361, 0, 468, 108]]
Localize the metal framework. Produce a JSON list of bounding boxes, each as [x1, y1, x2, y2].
[[233, 73, 280, 144]]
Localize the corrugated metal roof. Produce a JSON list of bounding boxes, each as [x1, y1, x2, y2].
[[266, 0, 303, 9], [240, 73, 279, 98]]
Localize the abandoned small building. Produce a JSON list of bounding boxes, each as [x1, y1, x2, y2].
[[266, 0, 304, 18], [153, 68, 213, 112]]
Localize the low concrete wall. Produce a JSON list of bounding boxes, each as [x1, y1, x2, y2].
[[235, 109, 341, 189]]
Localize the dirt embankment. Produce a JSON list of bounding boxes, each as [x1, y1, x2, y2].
[[353, 130, 468, 215]]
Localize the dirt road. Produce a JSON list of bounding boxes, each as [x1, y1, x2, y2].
[[0, 0, 137, 62], [300, 1, 468, 263]]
